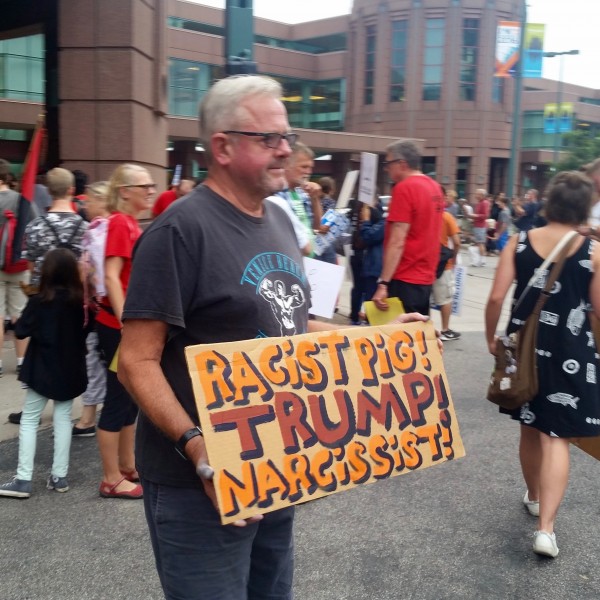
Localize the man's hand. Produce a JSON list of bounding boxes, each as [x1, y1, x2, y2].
[[189, 436, 263, 528], [372, 284, 389, 310], [392, 313, 444, 354], [303, 181, 321, 198]]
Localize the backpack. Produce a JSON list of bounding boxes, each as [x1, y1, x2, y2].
[[0, 209, 28, 274], [436, 244, 454, 279], [42, 215, 85, 255]]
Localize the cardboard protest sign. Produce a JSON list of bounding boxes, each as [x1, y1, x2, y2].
[[336, 170, 359, 209], [185, 321, 465, 525]]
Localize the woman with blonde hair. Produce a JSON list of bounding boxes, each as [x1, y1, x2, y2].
[[95, 164, 155, 499], [485, 171, 600, 558]]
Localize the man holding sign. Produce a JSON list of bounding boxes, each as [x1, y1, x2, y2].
[[118, 76, 429, 600], [372, 140, 445, 315]]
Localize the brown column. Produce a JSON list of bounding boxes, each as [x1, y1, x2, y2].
[[58, 0, 168, 189]]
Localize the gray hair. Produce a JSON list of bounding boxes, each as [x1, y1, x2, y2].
[[199, 75, 283, 162], [385, 140, 421, 169], [291, 141, 314, 160]]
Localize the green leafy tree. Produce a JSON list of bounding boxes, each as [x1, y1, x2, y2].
[[556, 130, 600, 171]]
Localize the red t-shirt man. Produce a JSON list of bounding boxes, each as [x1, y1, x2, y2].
[[385, 174, 445, 285]]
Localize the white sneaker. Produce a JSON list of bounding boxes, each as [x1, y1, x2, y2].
[[523, 491, 540, 516], [533, 530, 559, 558]]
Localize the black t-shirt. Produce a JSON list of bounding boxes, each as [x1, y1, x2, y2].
[[123, 185, 311, 487]]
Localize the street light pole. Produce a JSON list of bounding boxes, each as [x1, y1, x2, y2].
[[506, 0, 526, 200], [543, 49, 580, 166]]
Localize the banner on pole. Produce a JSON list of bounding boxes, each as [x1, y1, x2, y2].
[[495, 21, 521, 78], [185, 322, 465, 524], [523, 23, 545, 78], [544, 103, 574, 134]]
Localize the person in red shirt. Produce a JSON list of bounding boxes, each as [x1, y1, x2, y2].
[[372, 140, 444, 315], [468, 188, 490, 267], [95, 163, 156, 499], [151, 179, 195, 218]]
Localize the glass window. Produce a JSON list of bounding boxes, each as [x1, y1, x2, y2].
[[456, 157, 470, 198], [168, 59, 223, 117], [167, 16, 347, 54], [460, 18, 478, 101], [277, 76, 345, 131], [422, 19, 445, 101], [390, 20, 408, 102], [364, 25, 376, 105], [0, 34, 45, 102], [492, 76, 504, 103], [422, 156, 437, 178], [521, 110, 558, 150]]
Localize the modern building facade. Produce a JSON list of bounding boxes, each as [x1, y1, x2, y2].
[[0, 0, 599, 198]]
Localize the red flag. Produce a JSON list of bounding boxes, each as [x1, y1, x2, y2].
[[20, 114, 46, 202], [9, 114, 46, 268]]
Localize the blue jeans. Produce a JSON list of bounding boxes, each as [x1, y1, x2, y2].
[[17, 388, 73, 480], [141, 479, 294, 600]]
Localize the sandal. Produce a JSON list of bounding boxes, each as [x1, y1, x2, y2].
[[120, 469, 140, 483], [99, 476, 143, 499]]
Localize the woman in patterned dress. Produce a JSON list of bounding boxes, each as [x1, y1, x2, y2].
[[485, 171, 600, 558]]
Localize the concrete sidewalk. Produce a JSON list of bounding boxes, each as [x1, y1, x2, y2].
[[0, 248, 509, 443]]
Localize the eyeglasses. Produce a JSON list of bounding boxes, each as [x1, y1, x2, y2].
[[382, 158, 404, 167], [222, 130, 299, 149], [121, 183, 157, 190]]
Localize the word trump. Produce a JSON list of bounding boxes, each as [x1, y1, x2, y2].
[[186, 322, 464, 524]]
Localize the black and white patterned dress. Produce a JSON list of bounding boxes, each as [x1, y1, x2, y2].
[[505, 231, 600, 437]]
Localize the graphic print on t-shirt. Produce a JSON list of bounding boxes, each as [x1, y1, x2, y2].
[[240, 252, 308, 337]]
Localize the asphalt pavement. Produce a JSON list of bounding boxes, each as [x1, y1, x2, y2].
[[2, 251, 600, 600]]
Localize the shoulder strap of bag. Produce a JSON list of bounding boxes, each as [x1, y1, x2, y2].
[[42, 215, 61, 244], [65, 216, 85, 246], [530, 232, 579, 316], [513, 230, 579, 312]]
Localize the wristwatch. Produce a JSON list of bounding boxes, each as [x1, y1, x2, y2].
[[377, 279, 390, 287], [175, 426, 203, 460]]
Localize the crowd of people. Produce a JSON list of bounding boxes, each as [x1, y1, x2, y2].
[[1, 74, 600, 598]]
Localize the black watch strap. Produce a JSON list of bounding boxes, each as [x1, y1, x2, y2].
[[175, 426, 203, 460], [377, 279, 390, 287]]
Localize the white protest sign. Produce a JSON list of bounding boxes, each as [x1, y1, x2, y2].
[[452, 264, 467, 316], [336, 170, 359, 209], [358, 152, 378, 207], [303, 256, 345, 318]]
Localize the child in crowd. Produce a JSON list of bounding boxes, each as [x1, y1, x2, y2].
[[0, 248, 89, 498]]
